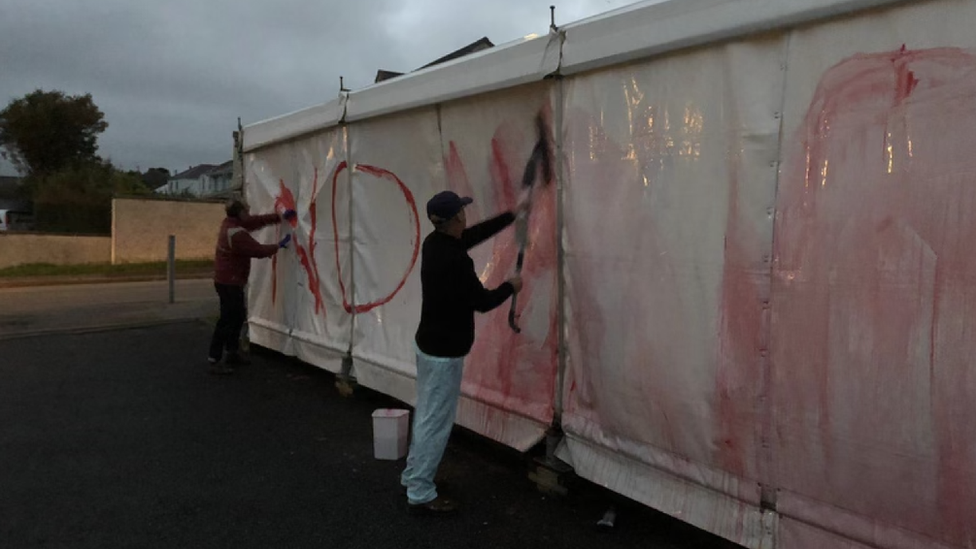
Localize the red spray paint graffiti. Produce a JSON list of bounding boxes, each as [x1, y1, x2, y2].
[[331, 162, 421, 314], [271, 162, 419, 317], [272, 172, 326, 315]]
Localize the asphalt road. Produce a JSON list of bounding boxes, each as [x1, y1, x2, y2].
[[0, 320, 741, 549], [0, 279, 217, 339]]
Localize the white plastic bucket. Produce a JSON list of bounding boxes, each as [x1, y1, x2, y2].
[[371, 408, 410, 460]]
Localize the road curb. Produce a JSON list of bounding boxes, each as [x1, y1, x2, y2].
[[0, 272, 213, 289], [0, 317, 209, 342]]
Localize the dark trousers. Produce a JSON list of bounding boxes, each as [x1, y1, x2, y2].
[[209, 283, 246, 361]]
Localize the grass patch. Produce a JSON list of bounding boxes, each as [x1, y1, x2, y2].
[[0, 259, 213, 278]]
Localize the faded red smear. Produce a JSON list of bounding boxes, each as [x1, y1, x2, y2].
[[332, 162, 420, 314], [479, 130, 554, 405], [714, 146, 763, 480], [447, 112, 559, 424], [557, 109, 618, 421], [773, 47, 976, 546], [561, 104, 686, 453], [490, 136, 517, 208], [445, 142, 478, 216]]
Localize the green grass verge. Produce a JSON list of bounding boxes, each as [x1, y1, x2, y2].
[[0, 259, 214, 278]]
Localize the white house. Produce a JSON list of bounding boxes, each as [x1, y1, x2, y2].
[[156, 162, 238, 197], [199, 160, 234, 196], [158, 164, 217, 195]]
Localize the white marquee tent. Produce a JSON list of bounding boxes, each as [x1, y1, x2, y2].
[[240, 1, 976, 547]]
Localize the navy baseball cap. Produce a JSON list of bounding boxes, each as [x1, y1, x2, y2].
[[426, 190, 473, 222]]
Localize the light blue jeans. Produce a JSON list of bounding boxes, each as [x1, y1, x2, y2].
[[400, 345, 464, 505]]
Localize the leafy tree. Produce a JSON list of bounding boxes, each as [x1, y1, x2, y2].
[[141, 167, 171, 190], [0, 89, 108, 177], [0, 89, 172, 233], [32, 160, 150, 233]]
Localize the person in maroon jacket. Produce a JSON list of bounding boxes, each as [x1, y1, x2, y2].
[[208, 199, 295, 374]]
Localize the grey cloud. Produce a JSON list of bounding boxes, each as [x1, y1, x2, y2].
[[1, 0, 636, 175]]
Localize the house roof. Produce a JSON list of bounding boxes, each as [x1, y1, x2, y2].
[[374, 69, 405, 83], [207, 160, 234, 176], [419, 37, 494, 69], [374, 37, 495, 84], [170, 164, 218, 180]]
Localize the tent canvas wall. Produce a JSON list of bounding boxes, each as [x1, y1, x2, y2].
[[240, 1, 976, 547]]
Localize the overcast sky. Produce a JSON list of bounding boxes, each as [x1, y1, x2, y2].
[[0, 0, 639, 176]]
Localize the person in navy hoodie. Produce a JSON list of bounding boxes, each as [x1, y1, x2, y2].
[[401, 190, 525, 514]]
